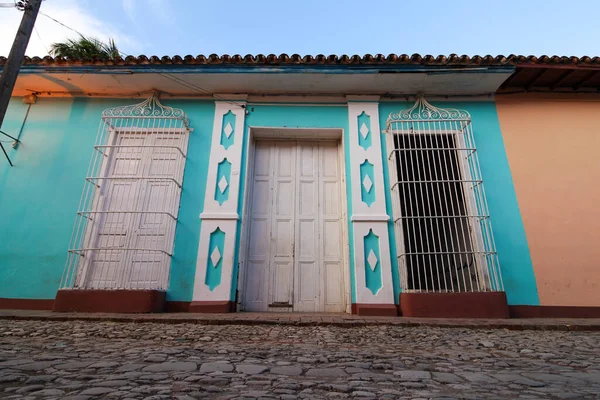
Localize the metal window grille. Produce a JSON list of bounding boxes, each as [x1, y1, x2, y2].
[[60, 93, 191, 291], [385, 97, 503, 293]]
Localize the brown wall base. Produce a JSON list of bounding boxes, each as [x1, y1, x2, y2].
[[351, 303, 399, 317], [165, 301, 191, 313], [399, 292, 510, 319], [0, 298, 54, 310], [189, 301, 235, 313], [53, 290, 165, 313], [7, 294, 600, 319], [510, 305, 600, 318]]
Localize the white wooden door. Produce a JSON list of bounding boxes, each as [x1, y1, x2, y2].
[[83, 133, 146, 288], [243, 140, 344, 312], [81, 132, 183, 289], [128, 134, 184, 288], [317, 143, 345, 312]]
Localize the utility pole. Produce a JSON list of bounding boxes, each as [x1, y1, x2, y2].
[[0, 0, 42, 143]]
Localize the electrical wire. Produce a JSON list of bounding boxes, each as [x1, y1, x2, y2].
[[12, 3, 247, 112], [33, 25, 49, 54], [160, 73, 247, 110], [159, 73, 256, 134], [39, 11, 82, 36], [11, 4, 251, 123]]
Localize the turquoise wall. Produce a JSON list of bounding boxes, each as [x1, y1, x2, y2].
[[0, 97, 214, 302], [234, 104, 355, 302], [166, 101, 214, 302], [378, 101, 540, 306], [0, 97, 539, 307]]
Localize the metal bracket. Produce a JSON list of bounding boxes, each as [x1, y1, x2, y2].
[[0, 129, 19, 167]]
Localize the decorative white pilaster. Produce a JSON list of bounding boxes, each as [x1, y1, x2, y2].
[[193, 99, 246, 304], [347, 98, 395, 305]]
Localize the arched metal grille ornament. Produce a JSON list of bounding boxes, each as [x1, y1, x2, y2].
[[60, 93, 191, 291], [385, 96, 503, 293]]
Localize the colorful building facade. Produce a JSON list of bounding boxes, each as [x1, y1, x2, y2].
[[0, 54, 598, 317]]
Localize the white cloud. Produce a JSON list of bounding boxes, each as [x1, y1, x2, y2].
[[148, 0, 175, 25], [0, 0, 141, 57], [122, 0, 139, 28], [122, 0, 175, 27]]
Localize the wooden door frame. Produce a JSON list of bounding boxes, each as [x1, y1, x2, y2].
[[237, 127, 351, 313]]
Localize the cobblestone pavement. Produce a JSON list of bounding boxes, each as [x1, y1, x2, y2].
[[1, 320, 599, 399]]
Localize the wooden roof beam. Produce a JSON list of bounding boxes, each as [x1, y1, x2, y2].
[[573, 71, 600, 91], [550, 70, 577, 90], [524, 68, 549, 90]]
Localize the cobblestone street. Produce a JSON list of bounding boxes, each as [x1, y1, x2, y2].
[[1, 319, 599, 399]]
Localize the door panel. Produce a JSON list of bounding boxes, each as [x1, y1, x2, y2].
[[243, 140, 344, 312], [323, 221, 341, 258], [298, 261, 316, 301], [244, 142, 272, 311], [84, 134, 146, 288], [319, 144, 344, 312], [245, 260, 267, 308], [294, 143, 319, 311], [269, 142, 296, 310], [271, 260, 293, 306], [324, 261, 342, 306]]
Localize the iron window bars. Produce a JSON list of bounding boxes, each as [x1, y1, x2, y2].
[[60, 93, 191, 291], [385, 97, 503, 293]]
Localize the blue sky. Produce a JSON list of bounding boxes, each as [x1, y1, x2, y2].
[[1, 0, 599, 57]]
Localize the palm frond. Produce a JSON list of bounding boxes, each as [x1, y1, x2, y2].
[[49, 36, 120, 60]]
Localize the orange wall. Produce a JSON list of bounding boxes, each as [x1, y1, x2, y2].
[[496, 94, 600, 306]]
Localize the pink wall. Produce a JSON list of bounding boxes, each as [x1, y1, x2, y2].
[[496, 94, 600, 306]]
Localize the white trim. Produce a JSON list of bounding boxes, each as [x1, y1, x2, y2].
[[192, 101, 246, 302], [353, 221, 394, 302], [199, 213, 240, 220], [347, 102, 395, 305], [338, 137, 352, 314], [351, 215, 390, 222], [347, 103, 388, 217], [250, 127, 342, 139], [346, 95, 381, 102]]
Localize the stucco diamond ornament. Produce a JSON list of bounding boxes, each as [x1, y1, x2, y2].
[[367, 250, 378, 271], [362, 174, 373, 192], [218, 176, 229, 193], [224, 122, 233, 138], [210, 247, 221, 268], [359, 122, 369, 139]]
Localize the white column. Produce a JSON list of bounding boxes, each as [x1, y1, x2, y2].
[[192, 98, 246, 304], [347, 98, 395, 305]]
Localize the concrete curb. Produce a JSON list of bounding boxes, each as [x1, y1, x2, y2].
[[1, 311, 600, 331]]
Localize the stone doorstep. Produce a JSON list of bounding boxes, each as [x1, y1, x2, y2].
[[0, 310, 599, 331]]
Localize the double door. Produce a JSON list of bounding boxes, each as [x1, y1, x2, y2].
[[78, 131, 184, 289], [243, 140, 345, 312]]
